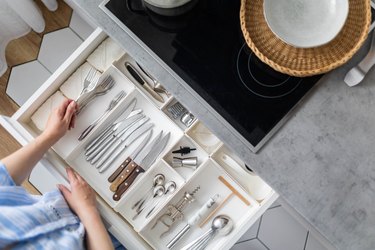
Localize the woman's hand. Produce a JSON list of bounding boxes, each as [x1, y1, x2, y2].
[[41, 99, 78, 143], [58, 168, 114, 250], [58, 167, 98, 220]]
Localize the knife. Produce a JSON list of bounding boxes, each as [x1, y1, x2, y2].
[[97, 122, 154, 172], [125, 62, 164, 103], [85, 100, 139, 153], [108, 130, 153, 183], [85, 110, 143, 157], [90, 116, 149, 164], [113, 132, 170, 201], [86, 114, 145, 161], [109, 131, 163, 191], [86, 109, 143, 154]]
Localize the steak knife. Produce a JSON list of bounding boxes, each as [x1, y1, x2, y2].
[[85, 99, 137, 152], [113, 132, 170, 201], [86, 109, 143, 154], [86, 114, 145, 162], [97, 122, 154, 172], [107, 130, 153, 183], [109, 131, 163, 191], [125, 62, 164, 103], [91, 116, 149, 166]]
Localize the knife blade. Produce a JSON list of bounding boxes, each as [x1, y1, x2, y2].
[[87, 109, 143, 154], [90, 116, 149, 164], [98, 123, 154, 172], [125, 62, 164, 103], [109, 131, 163, 191], [95, 117, 154, 172], [85, 99, 137, 152], [108, 130, 153, 182], [86, 113, 144, 159], [113, 132, 170, 201]]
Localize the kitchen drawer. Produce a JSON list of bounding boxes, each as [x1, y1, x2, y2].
[[0, 27, 278, 250]]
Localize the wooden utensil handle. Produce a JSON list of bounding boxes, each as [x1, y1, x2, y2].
[[113, 166, 145, 201], [108, 157, 132, 183], [219, 176, 250, 206], [109, 160, 138, 192]]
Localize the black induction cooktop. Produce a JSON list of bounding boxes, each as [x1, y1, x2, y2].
[[102, 0, 322, 152]]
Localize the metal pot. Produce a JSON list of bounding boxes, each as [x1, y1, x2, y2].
[[127, 0, 198, 16], [143, 0, 197, 16]]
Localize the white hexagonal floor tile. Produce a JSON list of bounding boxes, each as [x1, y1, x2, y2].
[[70, 11, 95, 40], [6, 60, 51, 105], [258, 206, 308, 250], [38, 27, 83, 72]]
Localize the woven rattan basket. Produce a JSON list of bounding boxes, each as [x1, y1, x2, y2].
[[240, 0, 371, 77]]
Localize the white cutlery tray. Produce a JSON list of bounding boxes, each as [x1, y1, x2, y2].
[[5, 29, 277, 249]]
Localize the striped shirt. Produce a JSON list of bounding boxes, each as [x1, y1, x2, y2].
[[0, 162, 85, 249]]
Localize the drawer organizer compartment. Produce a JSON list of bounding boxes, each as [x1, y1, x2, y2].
[[5, 28, 277, 249]]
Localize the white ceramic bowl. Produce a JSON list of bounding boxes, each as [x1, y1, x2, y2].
[[264, 0, 349, 48]]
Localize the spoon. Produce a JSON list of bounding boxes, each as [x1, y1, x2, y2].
[[132, 174, 165, 210], [132, 185, 165, 220], [181, 215, 234, 250], [146, 181, 177, 218]]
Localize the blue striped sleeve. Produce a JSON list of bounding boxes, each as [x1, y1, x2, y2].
[[0, 163, 16, 187]]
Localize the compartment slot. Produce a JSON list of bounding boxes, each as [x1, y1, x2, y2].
[[113, 54, 172, 107], [114, 160, 185, 231], [163, 135, 208, 181], [211, 145, 274, 203], [139, 159, 259, 250], [68, 89, 183, 208], [186, 121, 223, 155], [48, 65, 136, 159], [162, 99, 197, 130]]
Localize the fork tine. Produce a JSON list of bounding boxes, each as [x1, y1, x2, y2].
[[101, 76, 113, 88]]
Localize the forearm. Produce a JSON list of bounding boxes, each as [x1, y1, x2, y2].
[[79, 209, 114, 250], [1, 133, 57, 185]]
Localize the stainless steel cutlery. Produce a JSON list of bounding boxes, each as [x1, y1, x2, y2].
[[78, 91, 126, 141], [76, 75, 116, 112], [98, 122, 154, 172], [89, 116, 149, 165]]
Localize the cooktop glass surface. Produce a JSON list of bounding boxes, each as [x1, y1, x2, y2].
[[103, 0, 321, 151]]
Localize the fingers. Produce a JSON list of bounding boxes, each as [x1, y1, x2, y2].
[[66, 167, 78, 184], [57, 99, 71, 118], [64, 101, 77, 124], [75, 171, 84, 182], [69, 113, 76, 130], [57, 184, 71, 199]]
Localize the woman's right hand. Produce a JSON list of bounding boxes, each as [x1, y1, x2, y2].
[[58, 167, 98, 220]]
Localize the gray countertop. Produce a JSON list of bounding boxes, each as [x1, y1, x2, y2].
[[73, 1, 375, 249]]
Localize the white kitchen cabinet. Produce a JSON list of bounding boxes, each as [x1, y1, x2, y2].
[[0, 27, 278, 250]]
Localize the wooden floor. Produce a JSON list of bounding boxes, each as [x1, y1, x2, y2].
[[0, 0, 72, 194]]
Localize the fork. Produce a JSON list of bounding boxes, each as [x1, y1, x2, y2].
[[136, 62, 171, 97], [76, 67, 100, 100], [77, 75, 116, 113], [78, 90, 126, 141]]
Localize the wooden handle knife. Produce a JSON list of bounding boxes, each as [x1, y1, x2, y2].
[[109, 160, 139, 192], [108, 157, 132, 183], [113, 165, 145, 201]]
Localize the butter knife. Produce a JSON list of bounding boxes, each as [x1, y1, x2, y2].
[[125, 62, 164, 103]]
